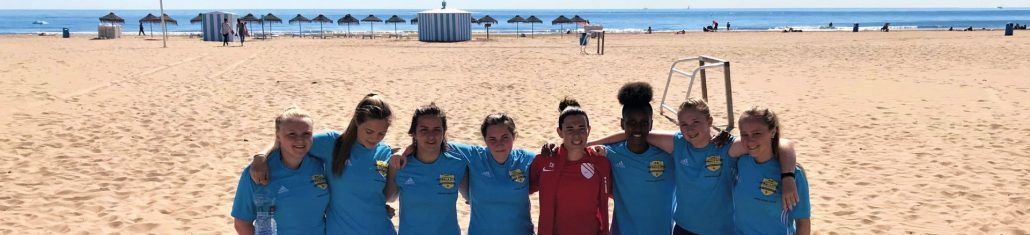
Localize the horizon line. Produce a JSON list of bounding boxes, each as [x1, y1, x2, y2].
[[2, 7, 1028, 10]]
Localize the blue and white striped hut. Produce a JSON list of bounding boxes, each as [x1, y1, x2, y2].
[[201, 11, 238, 42], [417, 5, 471, 42]]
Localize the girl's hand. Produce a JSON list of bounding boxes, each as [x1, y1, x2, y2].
[[249, 154, 269, 185], [385, 205, 396, 219], [389, 144, 415, 170], [539, 143, 557, 157], [782, 176, 799, 211]]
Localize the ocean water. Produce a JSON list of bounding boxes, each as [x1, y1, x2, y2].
[[1, 8, 1028, 34]]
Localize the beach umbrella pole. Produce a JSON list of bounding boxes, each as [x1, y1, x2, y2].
[[159, 0, 167, 47]]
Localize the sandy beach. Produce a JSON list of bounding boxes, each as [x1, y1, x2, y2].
[[0, 31, 1028, 234]]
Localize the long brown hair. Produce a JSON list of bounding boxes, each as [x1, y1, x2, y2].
[[332, 93, 393, 176], [740, 106, 781, 156], [407, 103, 448, 151]]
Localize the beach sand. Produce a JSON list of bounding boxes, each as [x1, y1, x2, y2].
[[0, 31, 1027, 234]]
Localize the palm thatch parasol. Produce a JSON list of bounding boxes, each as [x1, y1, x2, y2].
[[570, 15, 589, 32], [410, 17, 418, 25], [552, 15, 572, 37], [361, 15, 383, 37], [261, 13, 282, 38], [311, 14, 333, 38], [189, 13, 202, 24], [477, 15, 498, 39], [140, 13, 177, 37], [99, 12, 125, 25], [507, 15, 526, 37], [289, 14, 311, 37], [337, 14, 360, 37], [385, 15, 406, 37], [525, 15, 542, 38], [240, 14, 260, 36]]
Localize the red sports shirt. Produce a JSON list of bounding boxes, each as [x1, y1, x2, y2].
[[530, 145, 612, 235]]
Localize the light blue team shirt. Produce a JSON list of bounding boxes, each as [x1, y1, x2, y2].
[[394, 150, 469, 235], [308, 131, 396, 235], [671, 132, 739, 234], [232, 150, 330, 235], [604, 141, 676, 235], [733, 154, 811, 235], [448, 143, 536, 235]]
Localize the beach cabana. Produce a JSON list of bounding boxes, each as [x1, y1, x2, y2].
[[525, 15, 542, 38], [99, 12, 125, 25], [552, 15, 572, 37], [311, 14, 333, 38], [289, 14, 311, 37], [507, 15, 525, 37], [337, 14, 360, 37], [385, 15, 406, 37], [361, 15, 383, 37], [261, 13, 282, 38], [571, 15, 589, 32], [416, 7, 471, 42], [478, 15, 498, 40], [201, 11, 237, 42]]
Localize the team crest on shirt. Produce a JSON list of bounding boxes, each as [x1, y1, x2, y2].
[[581, 163, 596, 179], [760, 178, 778, 196], [375, 160, 389, 177], [509, 169, 526, 183], [311, 174, 328, 190], [705, 155, 722, 171], [439, 174, 456, 189], [649, 160, 665, 177]]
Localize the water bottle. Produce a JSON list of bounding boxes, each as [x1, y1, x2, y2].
[[254, 186, 277, 235]]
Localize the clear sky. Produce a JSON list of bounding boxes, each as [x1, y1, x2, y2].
[[1, 0, 1024, 10]]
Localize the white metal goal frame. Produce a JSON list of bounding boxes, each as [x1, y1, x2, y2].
[[657, 55, 736, 131]]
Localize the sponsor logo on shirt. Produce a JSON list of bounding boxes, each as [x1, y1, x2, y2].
[[404, 177, 415, 185], [439, 174, 456, 189], [278, 185, 290, 194], [509, 169, 525, 183], [581, 163, 595, 179], [760, 178, 778, 196], [543, 162, 556, 172], [312, 174, 328, 190], [376, 160, 389, 177], [705, 155, 722, 171], [482, 171, 493, 178], [649, 160, 665, 177], [680, 158, 690, 166], [614, 161, 626, 169]]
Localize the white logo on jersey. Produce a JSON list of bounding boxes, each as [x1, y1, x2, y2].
[[482, 171, 493, 178], [346, 159, 352, 166], [404, 177, 415, 185], [680, 158, 690, 166], [543, 162, 556, 172], [278, 185, 289, 194], [614, 161, 626, 168], [581, 163, 595, 179]]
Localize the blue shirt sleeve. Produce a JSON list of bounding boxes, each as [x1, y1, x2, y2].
[[230, 167, 256, 221], [791, 166, 811, 219], [447, 142, 484, 162], [309, 130, 341, 162]]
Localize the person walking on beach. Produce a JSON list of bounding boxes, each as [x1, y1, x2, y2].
[[733, 107, 811, 235], [138, 22, 145, 36], [237, 19, 249, 47], [221, 18, 234, 46], [250, 93, 400, 235], [231, 106, 330, 235]]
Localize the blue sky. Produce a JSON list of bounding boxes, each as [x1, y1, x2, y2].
[[1, 0, 1025, 9]]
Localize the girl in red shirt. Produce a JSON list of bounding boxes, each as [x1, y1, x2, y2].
[[529, 98, 612, 235]]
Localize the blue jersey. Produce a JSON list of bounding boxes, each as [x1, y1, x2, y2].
[[448, 143, 535, 235], [604, 141, 676, 235], [671, 133, 738, 234], [309, 131, 396, 235], [733, 155, 811, 235], [232, 151, 330, 235], [394, 151, 468, 235]]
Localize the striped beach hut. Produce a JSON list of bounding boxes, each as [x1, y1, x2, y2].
[[417, 7, 472, 42], [201, 11, 238, 42]]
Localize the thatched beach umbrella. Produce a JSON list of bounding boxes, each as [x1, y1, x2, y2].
[[289, 14, 311, 37], [478, 15, 498, 39], [189, 13, 202, 24], [570, 15, 589, 32], [337, 14, 360, 37], [261, 13, 282, 38], [361, 15, 383, 36], [507, 15, 525, 37], [240, 14, 260, 36], [311, 14, 333, 38], [410, 17, 418, 25], [526, 15, 542, 38], [99, 12, 125, 25], [140, 13, 177, 37], [385, 15, 406, 37], [552, 15, 571, 37]]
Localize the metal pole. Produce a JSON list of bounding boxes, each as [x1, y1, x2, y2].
[[723, 61, 734, 131], [159, 0, 167, 48], [699, 60, 708, 102]]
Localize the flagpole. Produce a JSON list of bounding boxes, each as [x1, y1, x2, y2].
[[159, 0, 167, 48]]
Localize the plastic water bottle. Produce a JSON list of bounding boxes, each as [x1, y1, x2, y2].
[[254, 186, 277, 235]]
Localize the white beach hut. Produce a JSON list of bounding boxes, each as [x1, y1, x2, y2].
[[417, 3, 472, 42], [201, 11, 238, 42]]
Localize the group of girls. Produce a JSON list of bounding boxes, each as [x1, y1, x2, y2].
[[229, 82, 811, 235]]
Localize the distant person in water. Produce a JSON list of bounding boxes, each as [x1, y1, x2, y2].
[[829, 22, 834, 28], [647, 26, 652, 34], [726, 22, 731, 31], [138, 22, 145, 36]]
